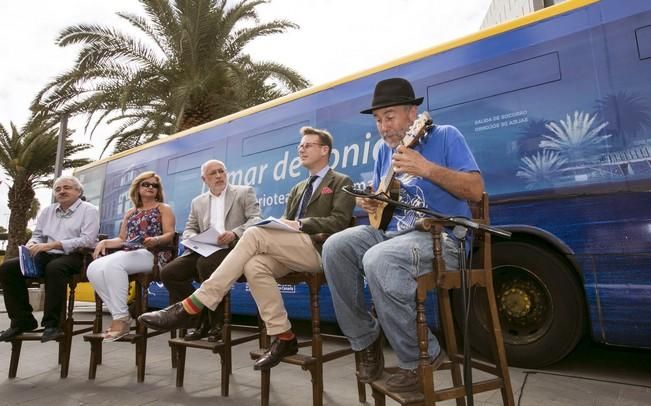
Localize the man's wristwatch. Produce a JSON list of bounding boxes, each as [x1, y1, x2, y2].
[[297, 220, 303, 231]]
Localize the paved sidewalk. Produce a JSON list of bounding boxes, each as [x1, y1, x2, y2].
[[0, 304, 649, 405]]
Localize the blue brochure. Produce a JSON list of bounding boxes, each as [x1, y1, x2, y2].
[[18, 245, 44, 278], [123, 234, 145, 249]]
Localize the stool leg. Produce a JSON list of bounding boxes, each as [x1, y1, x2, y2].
[[8, 340, 22, 379], [88, 340, 101, 379], [355, 352, 366, 403], [485, 282, 515, 406], [371, 386, 386, 406], [439, 289, 465, 406], [261, 369, 271, 406], [220, 349, 229, 397], [309, 276, 324, 406], [136, 335, 146, 382], [93, 293, 104, 365], [170, 329, 178, 368], [60, 325, 73, 378], [175, 344, 186, 387]]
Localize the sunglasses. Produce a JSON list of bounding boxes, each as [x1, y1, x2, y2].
[[140, 182, 160, 189]]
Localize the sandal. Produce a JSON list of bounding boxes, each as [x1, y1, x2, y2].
[[103, 316, 132, 342]]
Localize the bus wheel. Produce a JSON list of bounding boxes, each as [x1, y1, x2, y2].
[[453, 241, 586, 368]]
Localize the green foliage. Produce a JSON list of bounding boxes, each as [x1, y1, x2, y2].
[[0, 117, 91, 187], [0, 116, 91, 257], [33, 0, 310, 155]]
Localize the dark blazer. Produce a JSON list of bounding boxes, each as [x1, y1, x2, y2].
[[284, 168, 355, 250]]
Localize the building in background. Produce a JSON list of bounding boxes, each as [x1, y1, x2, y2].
[[482, 0, 566, 28]]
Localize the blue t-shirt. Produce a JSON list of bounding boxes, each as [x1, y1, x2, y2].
[[373, 124, 480, 232]]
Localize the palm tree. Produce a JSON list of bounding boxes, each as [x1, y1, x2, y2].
[[0, 118, 91, 258], [539, 111, 611, 163], [33, 0, 310, 155], [516, 150, 567, 190], [594, 92, 651, 148]]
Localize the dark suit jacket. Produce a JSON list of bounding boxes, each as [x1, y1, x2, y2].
[[284, 168, 355, 251]]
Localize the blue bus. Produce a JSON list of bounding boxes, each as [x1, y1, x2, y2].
[[74, 0, 651, 368]]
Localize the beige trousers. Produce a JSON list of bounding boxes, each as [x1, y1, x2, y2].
[[193, 226, 321, 335]]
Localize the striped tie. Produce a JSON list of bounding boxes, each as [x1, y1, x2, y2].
[[296, 175, 318, 219]]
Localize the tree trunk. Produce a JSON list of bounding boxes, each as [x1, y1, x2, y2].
[[6, 177, 35, 259]]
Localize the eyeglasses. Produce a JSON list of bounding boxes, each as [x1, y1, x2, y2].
[[140, 182, 160, 189], [297, 142, 325, 151]]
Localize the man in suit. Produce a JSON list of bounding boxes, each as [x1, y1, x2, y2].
[[140, 126, 355, 370], [159, 159, 261, 340]]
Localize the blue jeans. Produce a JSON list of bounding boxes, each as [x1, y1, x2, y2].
[[322, 225, 459, 370]]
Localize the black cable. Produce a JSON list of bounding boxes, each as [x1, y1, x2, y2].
[[516, 371, 531, 406], [454, 229, 474, 406]]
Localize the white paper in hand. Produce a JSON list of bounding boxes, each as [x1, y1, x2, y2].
[[180, 228, 227, 257]]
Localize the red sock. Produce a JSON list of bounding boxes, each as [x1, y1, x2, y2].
[[277, 330, 295, 341]]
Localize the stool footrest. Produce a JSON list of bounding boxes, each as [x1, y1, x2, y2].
[[249, 349, 317, 367], [83, 332, 142, 343], [372, 372, 505, 404]]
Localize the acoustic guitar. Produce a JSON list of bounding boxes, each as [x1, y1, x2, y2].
[[367, 112, 434, 230]]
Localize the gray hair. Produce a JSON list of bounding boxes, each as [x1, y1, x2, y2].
[[201, 159, 227, 175], [53, 175, 84, 195]]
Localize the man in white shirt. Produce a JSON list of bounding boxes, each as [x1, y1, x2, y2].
[[0, 176, 99, 343], [159, 160, 261, 340]]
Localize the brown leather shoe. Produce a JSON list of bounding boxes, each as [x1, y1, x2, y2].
[[253, 337, 299, 370], [139, 302, 197, 331], [386, 348, 446, 393], [356, 335, 384, 383], [386, 368, 419, 392]]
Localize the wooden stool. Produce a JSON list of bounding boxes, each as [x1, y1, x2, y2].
[[168, 286, 262, 396], [8, 251, 96, 379], [249, 270, 366, 406], [83, 234, 179, 382], [371, 194, 515, 405]]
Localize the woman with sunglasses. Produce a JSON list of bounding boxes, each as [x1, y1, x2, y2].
[[87, 171, 176, 341]]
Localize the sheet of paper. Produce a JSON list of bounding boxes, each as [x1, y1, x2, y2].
[[180, 228, 227, 257], [253, 216, 300, 233]]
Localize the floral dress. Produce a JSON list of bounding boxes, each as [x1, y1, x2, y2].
[[123, 206, 173, 266]]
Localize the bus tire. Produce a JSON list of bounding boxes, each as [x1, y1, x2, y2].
[[452, 241, 586, 368]]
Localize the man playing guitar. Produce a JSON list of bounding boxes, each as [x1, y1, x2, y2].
[[322, 77, 484, 392]]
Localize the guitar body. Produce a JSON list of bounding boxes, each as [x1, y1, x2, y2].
[[369, 179, 400, 230], [367, 112, 433, 231]]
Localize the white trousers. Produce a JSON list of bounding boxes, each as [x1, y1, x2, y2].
[[86, 249, 154, 320]]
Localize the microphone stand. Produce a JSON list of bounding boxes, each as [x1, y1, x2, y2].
[[343, 186, 511, 404], [342, 186, 511, 238]]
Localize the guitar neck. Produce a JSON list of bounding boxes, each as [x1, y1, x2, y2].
[[378, 166, 396, 194]]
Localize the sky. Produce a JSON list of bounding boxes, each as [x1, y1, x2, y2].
[[0, 0, 492, 228]]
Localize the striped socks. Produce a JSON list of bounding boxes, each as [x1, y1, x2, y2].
[[181, 294, 204, 315]]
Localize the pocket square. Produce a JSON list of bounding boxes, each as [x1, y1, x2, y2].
[[320, 186, 333, 194]]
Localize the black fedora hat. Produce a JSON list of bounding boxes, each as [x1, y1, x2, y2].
[[360, 77, 423, 114]]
